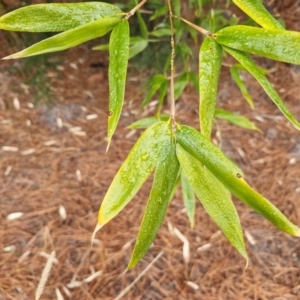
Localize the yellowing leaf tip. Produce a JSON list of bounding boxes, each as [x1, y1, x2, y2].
[[91, 223, 102, 247], [105, 138, 111, 154]]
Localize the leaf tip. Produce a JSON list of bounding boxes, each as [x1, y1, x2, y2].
[[105, 138, 111, 154], [91, 223, 102, 247]]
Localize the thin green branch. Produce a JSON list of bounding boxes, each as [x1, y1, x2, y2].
[[167, 0, 176, 134]]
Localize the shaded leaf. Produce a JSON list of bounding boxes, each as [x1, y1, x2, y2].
[[176, 125, 300, 236], [215, 108, 258, 130], [128, 137, 179, 269], [177, 144, 247, 261], [108, 20, 130, 143], [3, 17, 120, 59], [215, 25, 300, 65], [223, 46, 300, 130], [0, 2, 122, 32], [230, 66, 254, 108], [174, 72, 189, 100], [98, 122, 170, 225], [181, 171, 195, 228], [129, 38, 148, 59]]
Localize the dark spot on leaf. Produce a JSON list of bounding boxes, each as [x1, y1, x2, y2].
[[237, 173, 242, 178], [108, 111, 113, 116]]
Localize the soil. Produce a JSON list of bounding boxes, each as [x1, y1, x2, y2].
[[1, 2, 300, 300]]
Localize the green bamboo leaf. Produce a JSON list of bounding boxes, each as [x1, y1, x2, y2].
[[177, 144, 247, 261], [176, 125, 300, 237], [141, 74, 167, 107], [149, 5, 168, 21], [215, 25, 300, 65], [107, 20, 130, 145], [150, 28, 171, 37], [230, 66, 254, 108], [174, 72, 189, 100], [3, 17, 120, 59], [0, 2, 123, 32], [129, 38, 148, 59], [181, 171, 195, 228], [135, 0, 148, 39], [128, 115, 169, 129], [199, 37, 223, 138], [223, 46, 300, 130], [232, 0, 284, 30], [157, 80, 168, 115], [128, 138, 179, 269], [215, 108, 258, 130], [98, 121, 170, 226]]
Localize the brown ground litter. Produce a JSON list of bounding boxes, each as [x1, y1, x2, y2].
[[1, 1, 300, 299]]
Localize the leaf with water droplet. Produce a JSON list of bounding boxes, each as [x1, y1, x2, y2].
[[215, 25, 300, 65], [176, 125, 300, 237], [128, 137, 179, 269], [107, 19, 130, 146], [223, 46, 300, 130], [181, 171, 195, 228], [177, 144, 247, 263], [98, 121, 170, 226], [0, 2, 122, 32], [199, 36, 223, 138], [232, 0, 284, 30], [3, 17, 121, 59]]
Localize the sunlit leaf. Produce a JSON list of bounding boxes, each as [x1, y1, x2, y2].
[[108, 20, 130, 144], [230, 66, 254, 108], [128, 137, 179, 269], [199, 36, 223, 138], [0, 2, 122, 32], [128, 115, 169, 129], [181, 171, 195, 228], [215, 25, 300, 65], [3, 17, 120, 59], [176, 125, 300, 236], [98, 122, 170, 226], [177, 144, 247, 262], [223, 46, 300, 130], [232, 0, 284, 30]]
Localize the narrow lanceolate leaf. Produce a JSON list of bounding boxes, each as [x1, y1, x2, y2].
[[3, 17, 120, 59], [177, 144, 247, 262], [223, 47, 300, 130], [176, 125, 300, 237], [0, 3, 122, 32], [215, 108, 258, 130], [181, 172, 195, 228], [128, 138, 179, 269], [199, 37, 223, 138], [98, 122, 170, 226], [128, 115, 169, 129], [230, 66, 254, 108], [232, 0, 284, 30], [215, 25, 300, 65], [107, 20, 130, 144]]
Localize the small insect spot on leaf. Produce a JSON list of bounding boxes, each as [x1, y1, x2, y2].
[[108, 111, 113, 116], [237, 173, 242, 178]]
